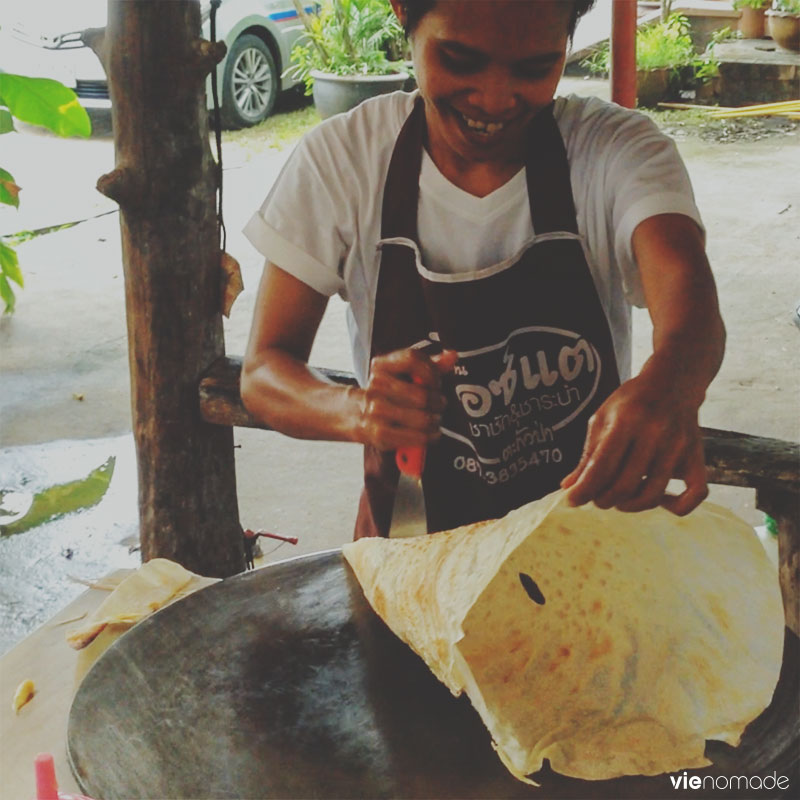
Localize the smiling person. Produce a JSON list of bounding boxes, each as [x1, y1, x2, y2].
[[241, 0, 726, 538]]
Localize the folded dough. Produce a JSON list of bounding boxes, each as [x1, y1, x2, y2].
[[343, 490, 784, 782], [67, 558, 219, 687]]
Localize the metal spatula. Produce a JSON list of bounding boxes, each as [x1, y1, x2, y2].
[[388, 359, 454, 538], [389, 445, 427, 538]]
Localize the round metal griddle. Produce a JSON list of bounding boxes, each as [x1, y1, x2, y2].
[[67, 550, 800, 799]]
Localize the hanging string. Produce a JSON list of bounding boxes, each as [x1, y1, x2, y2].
[[209, 0, 226, 253]]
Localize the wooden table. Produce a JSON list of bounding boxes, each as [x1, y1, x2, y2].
[[0, 574, 130, 800]]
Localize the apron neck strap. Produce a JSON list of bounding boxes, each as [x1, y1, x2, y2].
[[380, 97, 426, 241], [380, 97, 579, 240], [525, 103, 579, 235]]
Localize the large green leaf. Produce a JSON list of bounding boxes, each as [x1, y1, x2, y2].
[[0, 166, 21, 208], [0, 240, 23, 287], [0, 272, 15, 314], [0, 457, 116, 536], [0, 74, 91, 138], [0, 108, 14, 134]]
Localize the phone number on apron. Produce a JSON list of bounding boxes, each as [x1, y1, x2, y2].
[[453, 448, 564, 485]]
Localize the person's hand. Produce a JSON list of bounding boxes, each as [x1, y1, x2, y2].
[[355, 348, 458, 451], [560, 374, 708, 516]]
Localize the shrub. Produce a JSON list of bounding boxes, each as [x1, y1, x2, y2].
[[285, 0, 406, 95]]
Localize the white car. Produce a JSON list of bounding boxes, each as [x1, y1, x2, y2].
[[0, 0, 316, 128]]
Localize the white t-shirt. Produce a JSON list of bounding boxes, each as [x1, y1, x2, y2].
[[244, 91, 703, 385]]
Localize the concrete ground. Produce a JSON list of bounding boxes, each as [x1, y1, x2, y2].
[[1, 75, 799, 655]]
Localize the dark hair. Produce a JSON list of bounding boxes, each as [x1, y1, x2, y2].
[[399, 0, 597, 40]]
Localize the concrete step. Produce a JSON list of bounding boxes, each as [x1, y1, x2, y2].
[[715, 38, 800, 106]]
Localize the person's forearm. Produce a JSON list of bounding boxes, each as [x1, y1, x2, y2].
[[241, 348, 365, 442], [640, 307, 726, 409], [632, 213, 726, 408], [563, 215, 724, 513]]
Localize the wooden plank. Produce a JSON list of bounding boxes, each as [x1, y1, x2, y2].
[[702, 427, 800, 492], [199, 357, 800, 492], [199, 355, 358, 429]]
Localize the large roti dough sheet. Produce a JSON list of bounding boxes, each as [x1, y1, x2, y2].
[[343, 491, 786, 782]]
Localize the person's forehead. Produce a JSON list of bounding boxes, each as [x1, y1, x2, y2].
[[421, 1, 571, 52], [424, 0, 574, 21]]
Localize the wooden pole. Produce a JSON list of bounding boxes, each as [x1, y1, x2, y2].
[[611, 0, 637, 108], [758, 488, 800, 636], [90, 0, 245, 577]]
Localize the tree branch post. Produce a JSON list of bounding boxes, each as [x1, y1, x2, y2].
[[98, 0, 243, 577]]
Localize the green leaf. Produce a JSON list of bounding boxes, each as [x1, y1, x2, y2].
[[0, 108, 14, 134], [0, 74, 91, 138], [0, 272, 16, 314], [0, 240, 24, 287], [0, 457, 116, 535], [0, 167, 21, 208]]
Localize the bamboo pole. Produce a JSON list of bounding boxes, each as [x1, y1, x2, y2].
[[710, 102, 800, 118], [713, 100, 800, 111], [657, 102, 738, 111], [709, 112, 800, 119], [657, 101, 800, 119]]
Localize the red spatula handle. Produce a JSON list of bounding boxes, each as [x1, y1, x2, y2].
[[395, 353, 456, 479], [396, 370, 430, 479], [396, 446, 425, 478]]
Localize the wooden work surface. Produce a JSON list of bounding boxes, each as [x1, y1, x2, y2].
[[0, 572, 132, 800]]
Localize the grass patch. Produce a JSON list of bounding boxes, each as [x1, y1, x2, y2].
[[221, 93, 321, 154], [640, 107, 716, 127]]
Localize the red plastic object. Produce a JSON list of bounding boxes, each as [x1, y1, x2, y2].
[[35, 754, 59, 800], [396, 446, 425, 479], [34, 753, 95, 800], [243, 529, 299, 546], [396, 371, 428, 479], [258, 531, 299, 546]]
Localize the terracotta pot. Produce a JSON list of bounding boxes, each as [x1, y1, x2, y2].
[[311, 71, 409, 119], [636, 68, 670, 108], [767, 10, 800, 52], [738, 6, 767, 39]]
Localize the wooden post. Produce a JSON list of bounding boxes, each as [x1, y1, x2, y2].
[[757, 487, 800, 636], [90, 0, 244, 577], [611, 0, 638, 108]]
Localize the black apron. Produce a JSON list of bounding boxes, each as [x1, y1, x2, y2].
[[355, 99, 621, 538]]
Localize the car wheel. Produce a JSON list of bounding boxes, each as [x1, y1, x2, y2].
[[221, 34, 278, 129]]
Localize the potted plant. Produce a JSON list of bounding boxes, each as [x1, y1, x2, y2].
[[734, 0, 770, 39], [767, 0, 800, 51], [581, 14, 710, 107], [285, 0, 409, 119]]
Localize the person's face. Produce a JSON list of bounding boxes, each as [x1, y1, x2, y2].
[[395, 0, 571, 169]]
